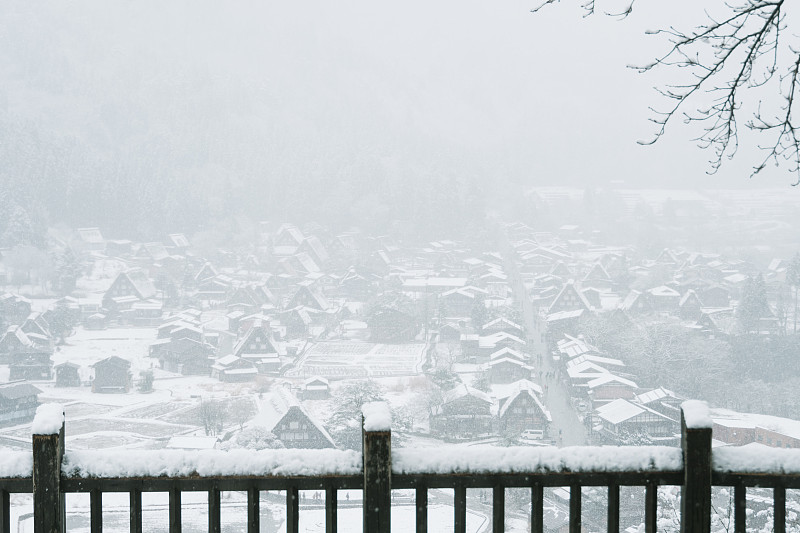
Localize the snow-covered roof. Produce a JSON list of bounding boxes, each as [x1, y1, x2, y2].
[[497, 379, 551, 422], [442, 383, 492, 405], [595, 399, 644, 425], [252, 388, 334, 446], [587, 374, 638, 390]]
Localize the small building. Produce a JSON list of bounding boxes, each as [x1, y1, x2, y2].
[[496, 379, 551, 436], [430, 384, 494, 440], [481, 317, 524, 337], [233, 321, 284, 374], [547, 281, 592, 315], [302, 376, 330, 400], [0, 383, 42, 426], [84, 313, 108, 331], [55, 362, 81, 387], [211, 355, 258, 382], [151, 337, 215, 375], [91, 356, 132, 393], [487, 356, 531, 384], [593, 398, 677, 444], [253, 388, 335, 449], [102, 269, 157, 317]]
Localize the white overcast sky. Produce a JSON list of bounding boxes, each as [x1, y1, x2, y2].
[[6, 0, 796, 190]]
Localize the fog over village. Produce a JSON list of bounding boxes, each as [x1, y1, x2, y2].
[[2, 1, 800, 532]]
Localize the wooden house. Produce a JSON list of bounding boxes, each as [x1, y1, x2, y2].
[[547, 281, 592, 315], [699, 285, 731, 308], [634, 388, 682, 421], [646, 286, 681, 313], [430, 384, 494, 440], [273, 224, 305, 256], [301, 376, 330, 400], [233, 322, 283, 374], [487, 356, 531, 384], [55, 362, 81, 387], [619, 290, 654, 316], [102, 269, 158, 317], [0, 293, 32, 325], [438, 322, 463, 343], [211, 355, 258, 382], [549, 261, 573, 280], [338, 269, 378, 301], [679, 290, 703, 321], [496, 380, 551, 436], [481, 317, 524, 337], [151, 337, 215, 375], [440, 287, 485, 319], [288, 285, 331, 312], [84, 313, 107, 330], [593, 398, 677, 444], [297, 236, 330, 267], [135, 242, 170, 263], [91, 356, 132, 393], [581, 263, 612, 291], [76, 227, 105, 252], [2, 326, 53, 378], [0, 383, 41, 427], [254, 388, 335, 448]]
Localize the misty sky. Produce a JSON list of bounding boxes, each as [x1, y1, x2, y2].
[[2, 0, 794, 195]]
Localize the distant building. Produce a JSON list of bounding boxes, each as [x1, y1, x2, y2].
[[0, 383, 41, 426], [430, 384, 494, 440], [301, 376, 330, 400], [55, 362, 81, 387], [496, 380, 551, 436], [91, 356, 132, 393], [254, 388, 335, 449]]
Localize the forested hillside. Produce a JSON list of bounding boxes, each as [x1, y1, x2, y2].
[[0, 0, 539, 243]]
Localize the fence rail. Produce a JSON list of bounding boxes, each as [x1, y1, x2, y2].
[[0, 401, 798, 533]]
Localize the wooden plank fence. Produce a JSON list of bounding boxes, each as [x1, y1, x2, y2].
[[0, 402, 797, 532]]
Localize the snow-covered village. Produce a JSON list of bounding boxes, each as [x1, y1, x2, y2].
[[0, 185, 799, 531], [4, 0, 800, 531]]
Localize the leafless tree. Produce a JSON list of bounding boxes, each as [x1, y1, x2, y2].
[[198, 399, 228, 436], [533, 0, 800, 184]]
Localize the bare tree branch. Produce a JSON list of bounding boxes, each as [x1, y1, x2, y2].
[[534, 0, 800, 185]]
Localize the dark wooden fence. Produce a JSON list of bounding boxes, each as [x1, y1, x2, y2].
[[0, 404, 798, 533]]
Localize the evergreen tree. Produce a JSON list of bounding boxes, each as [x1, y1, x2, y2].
[[2, 205, 37, 247], [53, 247, 82, 296], [737, 274, 770, 334], [471, 371, 492, 393], [470, 294, 487, 328], [787, 253, 800, 334]]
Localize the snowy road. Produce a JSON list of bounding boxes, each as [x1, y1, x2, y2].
[[501, 238, 587, 446]]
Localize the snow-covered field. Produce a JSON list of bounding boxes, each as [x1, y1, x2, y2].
[[286, 342, 426, 379]]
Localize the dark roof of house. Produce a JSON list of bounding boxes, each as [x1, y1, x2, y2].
[[92, 356, 132, 369], [0, 383, 42, 400]]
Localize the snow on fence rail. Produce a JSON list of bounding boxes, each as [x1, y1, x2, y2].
[[62, 449, 362, 478], [713, 447, 800, 475], [0, 452, 32, 478], [393, 445, 683, 475]]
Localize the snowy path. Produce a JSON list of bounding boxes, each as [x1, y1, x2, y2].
[[501, 239, 586, 446]]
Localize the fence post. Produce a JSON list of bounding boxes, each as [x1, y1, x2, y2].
[[32, 404, 65, 533], [680, 400, 712, 533], [362, 402, 391, 533]]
